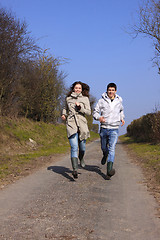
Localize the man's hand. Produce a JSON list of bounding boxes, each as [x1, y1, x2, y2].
[[99, 116, 105, 123], [121, 119, 125, 126]]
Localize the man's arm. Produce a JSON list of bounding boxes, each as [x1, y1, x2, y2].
[[93, 100, 104, 121], [121, 119, 125, 126], [120, 99, 125, 126]]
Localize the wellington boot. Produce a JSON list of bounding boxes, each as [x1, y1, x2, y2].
[[72, 170, 78, 179], [107, 162, 115, 177], [71, 157, 78, 178], [101, 151, 108, 165], [79, 151, 85, 168]]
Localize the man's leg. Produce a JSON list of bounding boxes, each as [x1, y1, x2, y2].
[[100, 128, 108, 165], [107, 129, 119, 177]]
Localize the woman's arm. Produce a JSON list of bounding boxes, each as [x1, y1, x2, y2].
[[77, 97, 91, 116], [61, 101, 68, 120]]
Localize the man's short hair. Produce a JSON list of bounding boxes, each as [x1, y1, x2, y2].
[[107, 83, 117, 91]]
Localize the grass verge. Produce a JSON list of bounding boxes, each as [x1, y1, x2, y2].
[[119, 134, 160, 215], [0, 117, 99, 188]]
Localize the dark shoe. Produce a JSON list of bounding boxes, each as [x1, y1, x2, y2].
[[72, 170, 78, 179], [106, 174, 111, 180], [71, 157, 78, 170], [101, 155, 107, 165], [108, 168, 115, 177], [80, 159, 85, 168], [101, 151, 108, 165], [79, 151, 85, 168], [107, 162, 115, 177], [71, 157, 78, 178]]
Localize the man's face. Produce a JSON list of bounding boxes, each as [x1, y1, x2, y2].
[[107, 87, 116, 99]]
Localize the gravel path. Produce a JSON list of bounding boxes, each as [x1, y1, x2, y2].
[[0, 140, 159, 240]]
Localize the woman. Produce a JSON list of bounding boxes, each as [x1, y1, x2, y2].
[[61, 81, 91, 179]]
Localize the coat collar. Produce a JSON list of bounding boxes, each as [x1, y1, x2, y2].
[[71, 92, 82, 98], [101, 92, 119, 102]]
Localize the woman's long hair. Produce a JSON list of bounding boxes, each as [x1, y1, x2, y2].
[[67, 81, 90, 98]]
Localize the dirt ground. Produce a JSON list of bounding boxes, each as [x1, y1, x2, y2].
[[0, 153, 68, 189], [1, 140, 159, 215], [121, 143, 160, 216], [0, 140, 160, 240]]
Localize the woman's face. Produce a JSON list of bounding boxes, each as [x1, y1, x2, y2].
[[74, 84, 82, 94]]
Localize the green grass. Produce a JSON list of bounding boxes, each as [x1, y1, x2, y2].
[[119, 134, 160, 184], [0, 117, 99, 183]]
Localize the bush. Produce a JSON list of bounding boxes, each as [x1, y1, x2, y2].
[[127, 111, 160, 143]]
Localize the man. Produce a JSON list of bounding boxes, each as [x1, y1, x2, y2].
[[93, 83, 125, 179]]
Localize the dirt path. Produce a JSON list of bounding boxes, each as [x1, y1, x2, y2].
[[0, 140, 159, 240]]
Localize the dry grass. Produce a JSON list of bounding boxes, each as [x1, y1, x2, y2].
[[119, 135, 160, 217], [0, 117, 99, 188]]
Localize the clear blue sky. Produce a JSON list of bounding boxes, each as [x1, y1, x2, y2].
[[1, 0, 160, 135]]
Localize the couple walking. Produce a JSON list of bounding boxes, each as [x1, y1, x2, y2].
[[61, 81, 125, 179]]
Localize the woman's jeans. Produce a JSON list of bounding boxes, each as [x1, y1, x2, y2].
[[69, 133, 86, 158], [100, 128, 119, 163]]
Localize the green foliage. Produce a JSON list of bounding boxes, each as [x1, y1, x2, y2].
[[87, 130, 99, 142], [91, 123, 99, 133], [0, 117, 99, 182], [127, 111, 160, 143], [86, 115, 93, 131], [119, 134, 160, 184]]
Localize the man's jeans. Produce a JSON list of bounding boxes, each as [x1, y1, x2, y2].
[[100, 128, 119, 163], [69, 133, 86, 158]]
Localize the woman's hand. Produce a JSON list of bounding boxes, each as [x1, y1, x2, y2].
[[75, 102, 80, 106], [61, 115, 66, 121], [75, 102, 81, 111]]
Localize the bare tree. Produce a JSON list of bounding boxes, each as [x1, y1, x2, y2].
[[0, 7, 39, 115], [37, 52, 67, 123], [131, 0, 160, 73], [20, 51, 67, 123]]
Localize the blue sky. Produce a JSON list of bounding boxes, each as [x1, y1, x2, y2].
[[1, 0, 160, 135]]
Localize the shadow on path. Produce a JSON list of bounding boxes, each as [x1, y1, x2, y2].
[[47, 166, 75, 181], [47, 164, 107, 181], [83, 164, 107, 180]]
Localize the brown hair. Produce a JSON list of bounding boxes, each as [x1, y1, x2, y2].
[[67, 81, 90, 97], [107, 82, 117, 91]]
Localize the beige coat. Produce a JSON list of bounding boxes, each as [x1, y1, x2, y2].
[[62, 92, 91, 140]]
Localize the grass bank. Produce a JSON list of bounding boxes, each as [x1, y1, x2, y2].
[[119, 134, 160, 211], [0, 117, 99, 187]]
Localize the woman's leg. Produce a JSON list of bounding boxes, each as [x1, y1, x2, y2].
[[69, 133, 79, 178], [78, 138, 86, 167], [69, 133, 78, 158]]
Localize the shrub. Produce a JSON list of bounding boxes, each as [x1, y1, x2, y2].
[[127, 111, 160, 143]]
